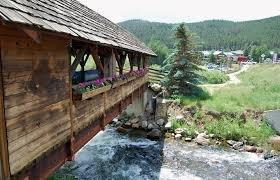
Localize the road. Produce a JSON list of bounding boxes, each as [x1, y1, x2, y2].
[[265, 110, 280, 134]]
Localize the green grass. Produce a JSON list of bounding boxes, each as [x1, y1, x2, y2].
[[205, 117, 276, 145], [198, 70, 230, 84], [170, 114, 276, 146], [180, 64, 280, 112], [171, 118, 198, 139]]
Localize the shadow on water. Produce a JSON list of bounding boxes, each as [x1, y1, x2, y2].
[[49, 127, 165, 180]]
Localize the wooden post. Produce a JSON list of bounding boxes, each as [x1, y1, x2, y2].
[[68, 42, 75, 161], [115, 51, 127, 75], [120, 52, 127, 74], [143, 55, 149, 69], [0, 43, 11, 180], [110, 50, 116, 77], [90, 46, 104, 78], [80, 60, 85, 83], [71, 46, 88, 77], [142, 55, 145, 69], [101, 92, 106, 130], [128, 53, 135, 72], [136, 54, 141, 70]]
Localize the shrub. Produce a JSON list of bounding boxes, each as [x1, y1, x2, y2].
[[198, 70, 229, 84], [204, 116, 276, 145], [171, 118, 198, 138]]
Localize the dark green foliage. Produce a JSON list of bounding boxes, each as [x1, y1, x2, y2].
[[119, 16, 280, 51], [148, 39, 170, 65], [162, 24, 202, 96], [250, 45, 269, 62], [198, 70, 230, 84], [209, 53, 216, 64]]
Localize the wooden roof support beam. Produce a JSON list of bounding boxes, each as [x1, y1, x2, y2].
[[79, 53, 89, 83], [21, 28, 41, 44], [90, 46, 104, 78], [136, 53, 142, 70], [114, 50, 127, 75], [71, 46, 88, 77], [128, 53, 136, 72], [143, 55, 149, 68]]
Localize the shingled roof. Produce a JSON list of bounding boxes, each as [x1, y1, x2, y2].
[[0, 0, 156, 56]]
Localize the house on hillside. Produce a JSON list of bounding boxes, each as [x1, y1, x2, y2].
[[202, 51, 211, 61], [224, 52, 238, 62], [232, 50, 244, 56], [0, 0, 155, 179]]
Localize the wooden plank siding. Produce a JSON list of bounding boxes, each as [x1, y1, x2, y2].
[[0, 37, 11, 180], [0, 24, 149, 178], [0, 25, 72, 175], [72, 75, 148, 134]]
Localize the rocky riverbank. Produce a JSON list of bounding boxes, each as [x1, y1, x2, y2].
[[111, 100, 280, 160]]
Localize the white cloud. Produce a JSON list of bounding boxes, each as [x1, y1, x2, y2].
[[78, 0, 280, 23]]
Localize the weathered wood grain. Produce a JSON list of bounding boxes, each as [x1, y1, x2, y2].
[[0, 29, 72, 175], [0, 40, 11, 180]]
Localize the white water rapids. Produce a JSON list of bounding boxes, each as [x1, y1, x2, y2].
[[52, 127, 280, 180]]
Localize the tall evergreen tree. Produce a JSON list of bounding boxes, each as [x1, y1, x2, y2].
[[163, 24, 202, 96]]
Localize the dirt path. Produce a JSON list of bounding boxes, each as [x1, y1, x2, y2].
[[201, 65, 250, 94]]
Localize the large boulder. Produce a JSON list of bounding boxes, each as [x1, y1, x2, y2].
[[175, 128, 185, 135], [148, 123, 154, 130], [123, 122, 132, 128], [147, 129, 162, 140], [141, 121, 148, 128], [185, 137, 192, 142], [156, 119, 165, 126], [176, 115, 184, 121], [117, 127, 129, 134], [130, 118, 139, 124], [194, 133, 210, 146], [227, 140, 237, 146], [174, 134, 182, 140], [264, 150, 277, 160], [165, 121, 172, 130], [269, 136, 280, 151], [244, 145, 257, 153], [232, 142, 244, 150], [131, 123, 140, 129]]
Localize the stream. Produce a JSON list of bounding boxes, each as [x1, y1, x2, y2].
[[52, 127, 280, 180]]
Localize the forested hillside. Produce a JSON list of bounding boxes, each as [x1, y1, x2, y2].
[[119, 16, 280, 51]]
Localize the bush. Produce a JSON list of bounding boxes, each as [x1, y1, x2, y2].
[[198, 70, 229, 84], [171, 118, 198, 138], [205, 116, 276, 145]]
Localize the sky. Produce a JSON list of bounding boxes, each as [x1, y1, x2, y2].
[[78, 0, 280, 23]]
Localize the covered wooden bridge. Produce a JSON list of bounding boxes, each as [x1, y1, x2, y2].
[[0, 0, 156, 179]]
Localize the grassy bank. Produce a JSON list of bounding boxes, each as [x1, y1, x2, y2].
[[170, 115, 276, 146], [180, 64, 280, 112], [198, 70, 229, 84]]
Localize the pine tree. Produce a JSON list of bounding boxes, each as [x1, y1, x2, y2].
[[163, 23, 202, 96]]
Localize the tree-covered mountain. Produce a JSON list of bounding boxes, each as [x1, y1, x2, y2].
[[119, 16, 280, 51]]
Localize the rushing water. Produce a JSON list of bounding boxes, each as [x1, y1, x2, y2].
[[52, 127, 280, 180]]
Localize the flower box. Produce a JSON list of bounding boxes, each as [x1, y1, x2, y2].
[[112, 80, 126, 88], [127, 76, 136, 82], [73, 85, 111, 101]]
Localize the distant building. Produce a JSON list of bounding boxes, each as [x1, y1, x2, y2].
[[232, 50, 244, 56]]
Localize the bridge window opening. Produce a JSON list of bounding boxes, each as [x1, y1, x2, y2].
[[72, 55, 101, 85]]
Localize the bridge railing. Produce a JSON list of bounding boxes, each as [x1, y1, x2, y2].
[[72, 74, 148, 134]]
